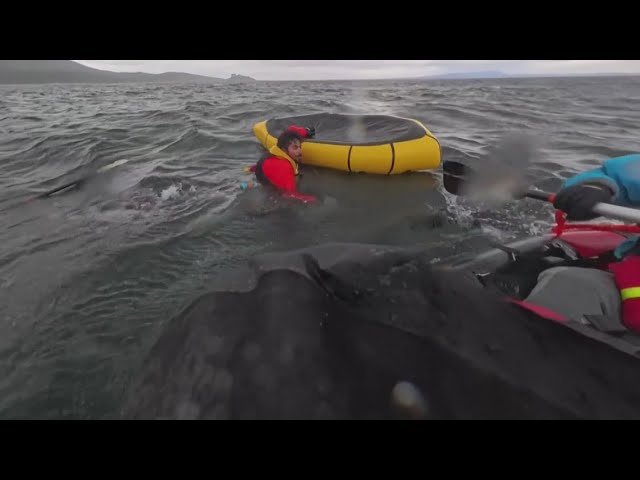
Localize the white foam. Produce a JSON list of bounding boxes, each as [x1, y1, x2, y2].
[[160, 183, 183, 201]]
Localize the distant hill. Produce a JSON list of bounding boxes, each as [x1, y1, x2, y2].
[[0, 60, 236, 85], [423, 70, 507, 79]]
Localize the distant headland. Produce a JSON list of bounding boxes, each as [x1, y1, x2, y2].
[[0, 60, 257, 85]]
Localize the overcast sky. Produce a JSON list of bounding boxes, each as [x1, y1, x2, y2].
[[73, 60, 640, 81]]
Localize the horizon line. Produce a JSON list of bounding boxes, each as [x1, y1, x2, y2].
[[70, 61, 640, 83]]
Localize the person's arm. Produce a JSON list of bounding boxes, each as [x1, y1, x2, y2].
[[286, 125, 315, 139], [561, 166, 618, 199], [562, 153, 640, 205], [284, 191, 317, 202], [554, 154, 640, 219]]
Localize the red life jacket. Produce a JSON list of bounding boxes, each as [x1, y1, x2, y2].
[[608, 254, 640, 333]]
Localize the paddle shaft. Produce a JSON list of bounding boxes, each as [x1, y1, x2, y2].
[[524, 189, 640, 224]]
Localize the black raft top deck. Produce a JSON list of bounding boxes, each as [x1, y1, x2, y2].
[[265, 113, 429, 146]]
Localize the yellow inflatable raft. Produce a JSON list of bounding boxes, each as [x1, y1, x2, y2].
[[252, 113, 441, 175]]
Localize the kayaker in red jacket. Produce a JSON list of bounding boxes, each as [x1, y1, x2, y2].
[[247, 125, 317, 203], [515, 154, 640, 333]]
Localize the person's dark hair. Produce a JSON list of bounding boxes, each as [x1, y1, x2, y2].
[[277, 130, 303, 150]]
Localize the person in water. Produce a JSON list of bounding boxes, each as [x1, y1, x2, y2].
[[517, 153, 640, 333], [247, 125, 317, 203]]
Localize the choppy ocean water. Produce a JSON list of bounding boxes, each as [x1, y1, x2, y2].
[[1, 76, 640, 418]]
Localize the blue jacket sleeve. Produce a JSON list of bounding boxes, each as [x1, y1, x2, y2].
[[566, 154, 640, 259], [562, 153, 640, 207]]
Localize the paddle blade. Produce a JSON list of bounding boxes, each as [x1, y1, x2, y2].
[[442, 161, 468, 195]]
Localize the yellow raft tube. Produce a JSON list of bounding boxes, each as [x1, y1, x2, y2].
[[253, 113, 441, 175]]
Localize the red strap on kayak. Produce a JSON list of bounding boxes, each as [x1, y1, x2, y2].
[[551, 209, 566, 236], [506, 297, 568, 323], [551, 209, 640, 235]]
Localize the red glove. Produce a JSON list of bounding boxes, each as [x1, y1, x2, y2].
[[609, 254, 640, 333], [286, 125, 315, 138]]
